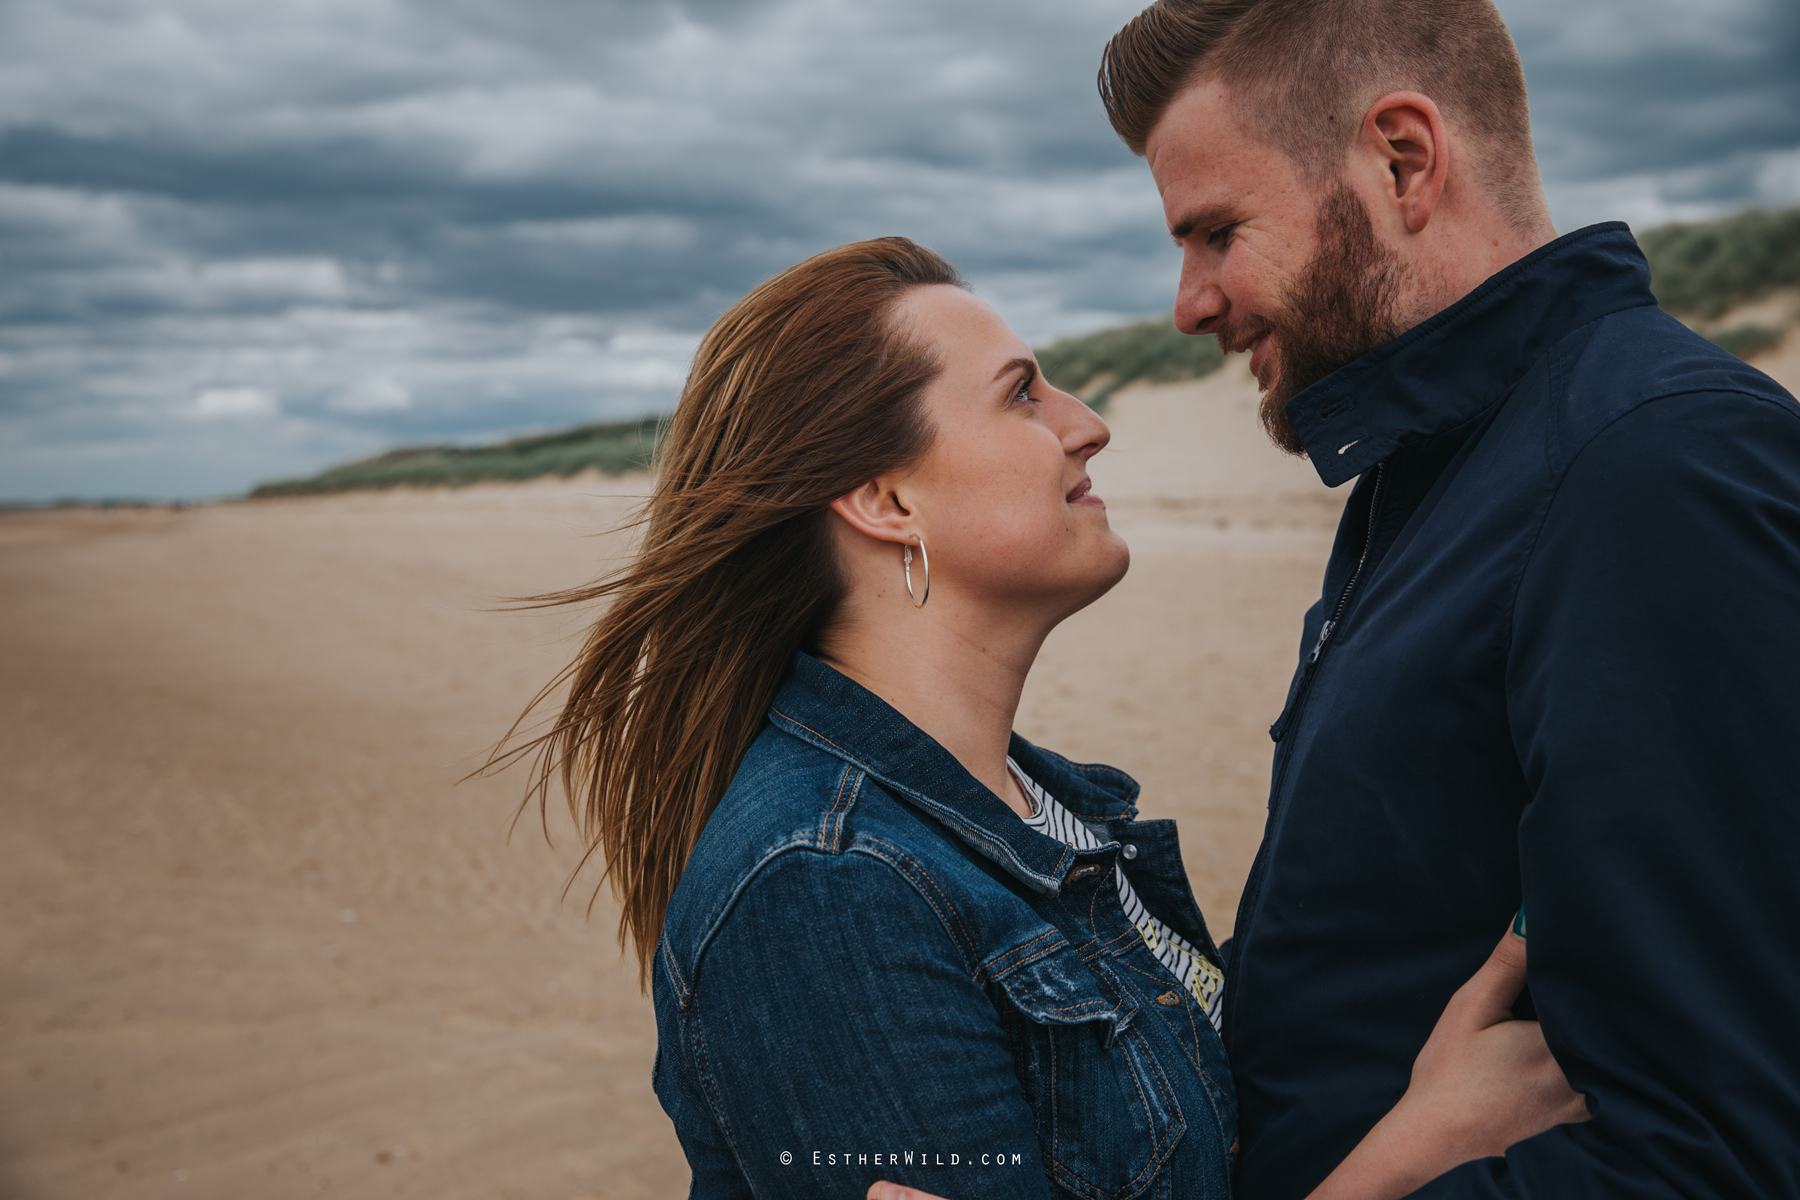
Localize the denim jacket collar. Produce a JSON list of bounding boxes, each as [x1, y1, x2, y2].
[[1287, 222, 1658, 487], [767, 651, 1140, 896]]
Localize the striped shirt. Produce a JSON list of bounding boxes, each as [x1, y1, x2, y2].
[[1009, 758, 1225, 1032]]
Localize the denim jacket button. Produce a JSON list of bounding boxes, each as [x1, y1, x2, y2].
[[1156, 990, 1182, 1006], [1121, 844, 1139, 860]]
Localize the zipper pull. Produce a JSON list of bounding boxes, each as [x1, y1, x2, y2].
[[1308, 619, 1336, 665]]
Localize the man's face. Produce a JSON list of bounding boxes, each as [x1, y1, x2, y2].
[[1147, 81, 1409, 455]]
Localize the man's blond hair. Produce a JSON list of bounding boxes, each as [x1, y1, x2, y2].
[[1100, 0, 1545, 234]]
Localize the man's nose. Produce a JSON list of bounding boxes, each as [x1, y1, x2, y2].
[[1174, 252, 1226, 336]]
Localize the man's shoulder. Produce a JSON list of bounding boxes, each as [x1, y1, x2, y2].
[[1548, 304, 1797, 468]]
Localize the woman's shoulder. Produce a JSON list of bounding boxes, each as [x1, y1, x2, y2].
[[658, 722, 1050, 999]]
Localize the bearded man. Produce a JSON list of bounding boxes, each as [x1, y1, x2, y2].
[[1092, 1, 1800, 1197]]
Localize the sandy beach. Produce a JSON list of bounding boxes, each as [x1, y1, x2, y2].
[[3, 340, 1793, 1200]]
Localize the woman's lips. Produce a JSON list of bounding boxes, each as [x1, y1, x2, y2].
[[1067, 478, 1103, 506]]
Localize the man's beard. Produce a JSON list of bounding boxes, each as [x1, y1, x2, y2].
[[1219, 184, 1411, 456]]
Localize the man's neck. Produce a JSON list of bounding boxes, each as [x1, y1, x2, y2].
[[1401, 208, 1558, 331]]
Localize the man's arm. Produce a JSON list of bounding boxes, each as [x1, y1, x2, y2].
[[1421, 387, 1800, 1197], [665, 847, 1050, 1200]]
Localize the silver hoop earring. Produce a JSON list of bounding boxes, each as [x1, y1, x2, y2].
[[903, 537, 930, 608]]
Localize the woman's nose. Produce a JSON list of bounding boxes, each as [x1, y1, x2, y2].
[[1060, 392, 1111, 458]]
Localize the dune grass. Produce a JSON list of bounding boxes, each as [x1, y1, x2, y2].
[[1704, 323, 1785, 360], [1639, 206, 1800, 319], [252, 206, 1798, 496], [252, 322, 1228, 495], [250, 416, 665, 498], [1034, 317, 1227, 409]]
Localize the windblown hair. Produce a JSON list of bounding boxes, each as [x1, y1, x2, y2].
[[1099, 0, 1544, 233], [492, 237, 962, 987]]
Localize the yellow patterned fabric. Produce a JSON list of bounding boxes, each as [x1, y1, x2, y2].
[[1010, 759, 1225, 1031]]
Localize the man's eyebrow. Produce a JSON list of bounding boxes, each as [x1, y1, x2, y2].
[[1169, 205, 1236, 244], [992, 356, 1037, 384]]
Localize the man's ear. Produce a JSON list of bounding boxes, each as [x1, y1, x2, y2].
[[1362, 91, 1448, 234], [829, 480, 916, 546]]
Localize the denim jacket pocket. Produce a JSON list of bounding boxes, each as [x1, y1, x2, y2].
[[996, 945, 1186, 1200]]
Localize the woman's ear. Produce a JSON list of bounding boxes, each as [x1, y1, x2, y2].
[[829, 480, 916, 545]]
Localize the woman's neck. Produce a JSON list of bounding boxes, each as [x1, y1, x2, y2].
[[817, 599, 1048, 819]]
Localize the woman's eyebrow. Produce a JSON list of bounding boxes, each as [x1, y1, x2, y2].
[[992, 356, 1037, 385]]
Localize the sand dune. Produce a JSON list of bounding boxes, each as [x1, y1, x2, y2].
[[6, 339, 1790, 1200]]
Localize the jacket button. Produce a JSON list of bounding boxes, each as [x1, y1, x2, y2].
[[1156, 990, 1181, 1006], [1121, 844, 1138, 860]]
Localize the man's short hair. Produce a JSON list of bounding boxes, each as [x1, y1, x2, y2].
[[1100, 0, 1542, 232]]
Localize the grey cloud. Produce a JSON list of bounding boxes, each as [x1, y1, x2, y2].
[[1, 0, 1796, 500]]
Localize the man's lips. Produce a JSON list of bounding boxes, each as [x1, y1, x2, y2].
[[1248, 332, 1272, 380]]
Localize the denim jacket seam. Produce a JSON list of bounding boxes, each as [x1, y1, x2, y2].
[[1123, 1017, 1185, 1170], [852, 835, 982, 981], [687, 838, 854, 988], [768, 707, 846, 753], [1045, 895, 1102, 961], [1034, 959, 1182, 1198], [1100, 924, 1142, 957], [1131, 1032, 1183, 1163], [1114, 956, 1206, 1073], [1020, 743, 1141, 819], [687, 1008, 760, 1194], [983, 926, 1067, 979], [1012, 996, 1121, 1018], [820, 763, 864, 851], [1106, 1061, 1163, 1194], [659, 935, 692, 1009], [1042, 1023, 1171, 1199]]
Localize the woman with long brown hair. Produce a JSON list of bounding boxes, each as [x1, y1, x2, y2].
[[500, 237, 1584, 1200]]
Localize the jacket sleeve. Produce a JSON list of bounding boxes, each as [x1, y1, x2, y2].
[[1416, 388, 1800, 1197], [658, 845, 1052, 1200]]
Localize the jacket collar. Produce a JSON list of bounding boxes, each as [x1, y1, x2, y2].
[[767, 651, 1139, 895], [1287, 222, 1658, 487]]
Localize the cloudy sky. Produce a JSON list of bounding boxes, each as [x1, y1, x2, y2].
[[3, 0, 1796, 502]]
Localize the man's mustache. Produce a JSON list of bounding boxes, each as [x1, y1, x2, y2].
[[1214, 318, 1275, 357]]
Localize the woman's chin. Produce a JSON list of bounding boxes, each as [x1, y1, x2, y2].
[[1071, 537, 1132, 607]]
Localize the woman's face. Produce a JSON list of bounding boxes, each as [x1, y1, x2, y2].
[[893, 284, 1130, 618]]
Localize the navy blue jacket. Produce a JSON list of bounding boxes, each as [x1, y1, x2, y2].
[[1226, 223, 1800, 1199]]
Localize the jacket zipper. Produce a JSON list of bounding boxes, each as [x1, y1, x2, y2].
[[1308, 463, 1387, 666], [1223, 462, 1387, 1034]]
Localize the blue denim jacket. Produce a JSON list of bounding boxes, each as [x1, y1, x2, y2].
[[653, 652, 1237, 1199]]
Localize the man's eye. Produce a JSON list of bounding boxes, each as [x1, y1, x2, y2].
[[1207, 223, 1237, 248]]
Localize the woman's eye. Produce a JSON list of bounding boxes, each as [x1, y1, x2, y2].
[[1015, 378, 1038, 404]]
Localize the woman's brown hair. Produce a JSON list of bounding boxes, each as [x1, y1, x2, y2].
[[492, 237, 963, 986]]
